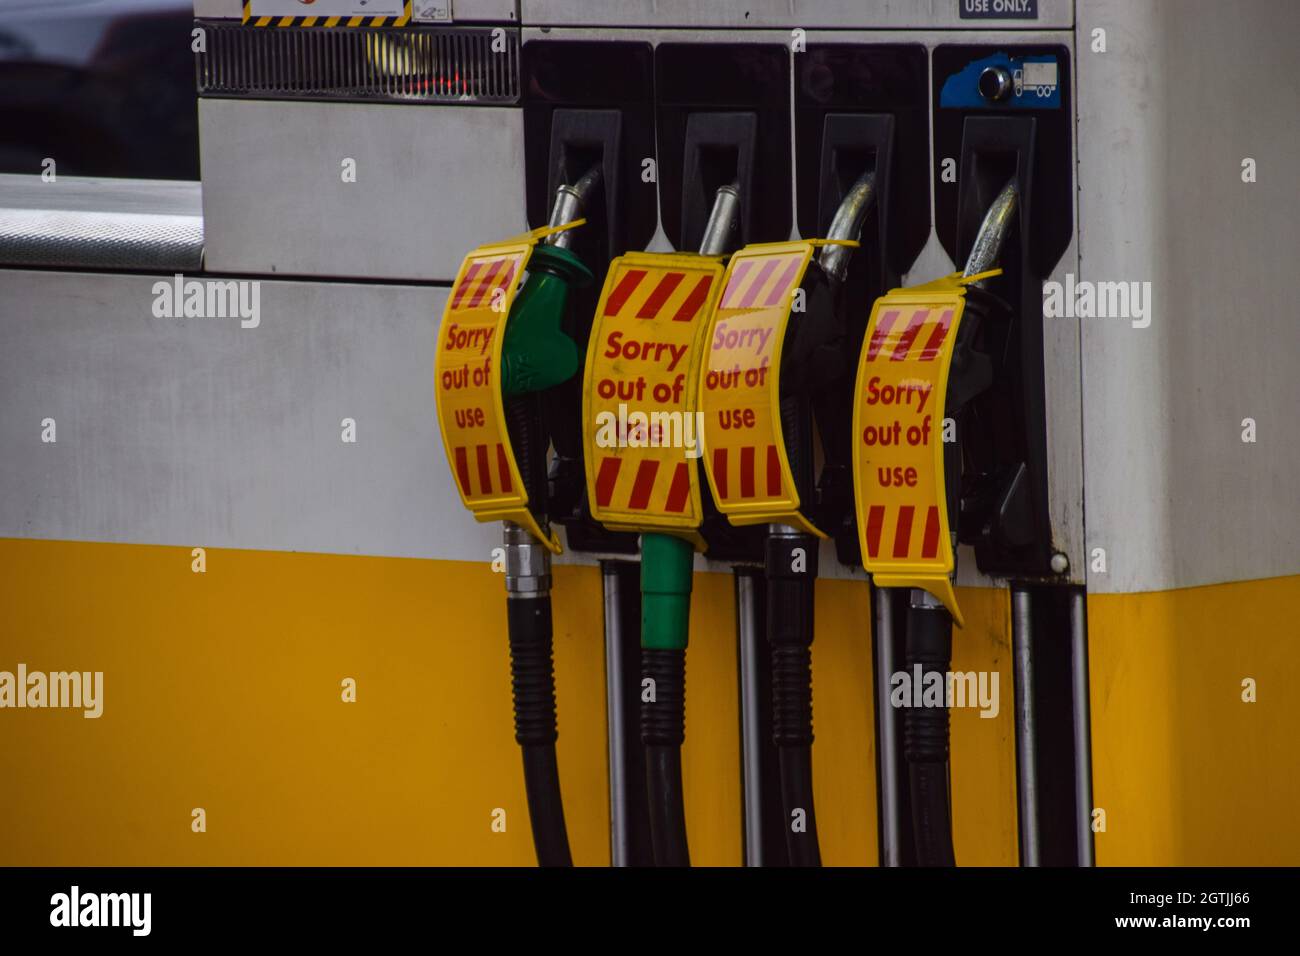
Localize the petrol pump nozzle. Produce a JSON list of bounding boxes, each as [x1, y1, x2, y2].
[[902, 178, 1019, 868], [497, 166, 602, 868], [638, 183, 743, 868], [500, 169, 601, 397], [756, 170, 880, 868]]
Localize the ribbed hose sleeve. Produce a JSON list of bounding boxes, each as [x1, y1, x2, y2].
[[641, 647, 689, 866], [766, 531, 822, 866], [507, 595, 572, 867], [903, 602, 956, 867]]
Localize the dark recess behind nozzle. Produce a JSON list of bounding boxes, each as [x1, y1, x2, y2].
[[933, 45, 1072, 578], [521, 40, 656, 555], [792, 45, 931, 566]]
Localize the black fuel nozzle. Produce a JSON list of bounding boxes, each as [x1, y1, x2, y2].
[[949, 180, 1018, 548], [777, 169, 879, 536]]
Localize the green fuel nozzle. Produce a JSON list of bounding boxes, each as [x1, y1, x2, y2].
[[496, 166, 601, 868], [500, 167, 601, 397], [501, 243, 593, 396], [638, 182, 741, 656]]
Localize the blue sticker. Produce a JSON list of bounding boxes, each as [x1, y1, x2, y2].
[[940, 52, 1061, 110]]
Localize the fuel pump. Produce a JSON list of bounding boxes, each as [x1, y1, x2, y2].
[[849, 179, 1019, 867], [521, 41, 661, 867], [697, 208, 874, 864], [434, 171, 601, 867], [581, 184, 738, 866], [918, 45, 1085, 866]]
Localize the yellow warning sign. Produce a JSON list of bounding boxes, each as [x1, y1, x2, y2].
[[851, 273, 984, 626], [242, 1, 412, 28], [697, 241, 823, 536], [582, 252, 724, 544], [435, 224, 582, 553]]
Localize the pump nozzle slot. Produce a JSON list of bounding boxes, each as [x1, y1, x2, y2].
[[633, 181, 744, 868]]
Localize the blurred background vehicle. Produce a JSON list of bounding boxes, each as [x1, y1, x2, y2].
[[0, 0, 198, 179]]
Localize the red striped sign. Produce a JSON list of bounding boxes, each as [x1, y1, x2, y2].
[[451, 443, 515, 499], [698, 241, 821, 536], [583, 252, 725, 535], [719, 252, 805, 310], [592, 456, 692, 515], [709, 445, 783, 501], [862, 504, 943, 560], [852, 284, 968, 626], [435, 232, 566, 554], [864, 307, 954, 363], [449, 255, 520, 311]]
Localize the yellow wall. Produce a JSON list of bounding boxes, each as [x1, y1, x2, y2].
[[0, 537, 1016, 865], [1088, 577, 1300, 865]]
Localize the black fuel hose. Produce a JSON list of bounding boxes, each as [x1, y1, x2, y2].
[[507, 595, 571, 867], [766, 533, 822, 866], [903, 600, 956, 866], [641, 647, 689, 866], [503, 394, 571, 867]]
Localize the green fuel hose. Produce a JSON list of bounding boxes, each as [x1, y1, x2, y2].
[[639, 531, 694, 867]]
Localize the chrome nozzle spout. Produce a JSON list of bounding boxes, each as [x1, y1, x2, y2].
[[698, 183, 742, 257], [544, 165, 605, 248], [815, 169, 878, 284], [962, 179, 1019, 284]]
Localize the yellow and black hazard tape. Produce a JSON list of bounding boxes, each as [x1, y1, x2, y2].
[[241, 1, 412, 28]]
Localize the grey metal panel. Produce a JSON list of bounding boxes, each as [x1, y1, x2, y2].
[[193, 0, 242, 17], [448, 0, 518, 20], [0, 270, 500, 563], [1077, 0, 1300, 593], [0, 174, 202, 217], [521, 0, 1072, 29], [199, 99, 527, 281]]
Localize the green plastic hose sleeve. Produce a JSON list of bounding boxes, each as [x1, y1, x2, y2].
[[640, 532, 694, 651]]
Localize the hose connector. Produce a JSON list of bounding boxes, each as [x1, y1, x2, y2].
[[503, 521, 552, 599]]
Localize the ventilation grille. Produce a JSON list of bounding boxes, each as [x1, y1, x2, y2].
[[195, 22, 519, 104]]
